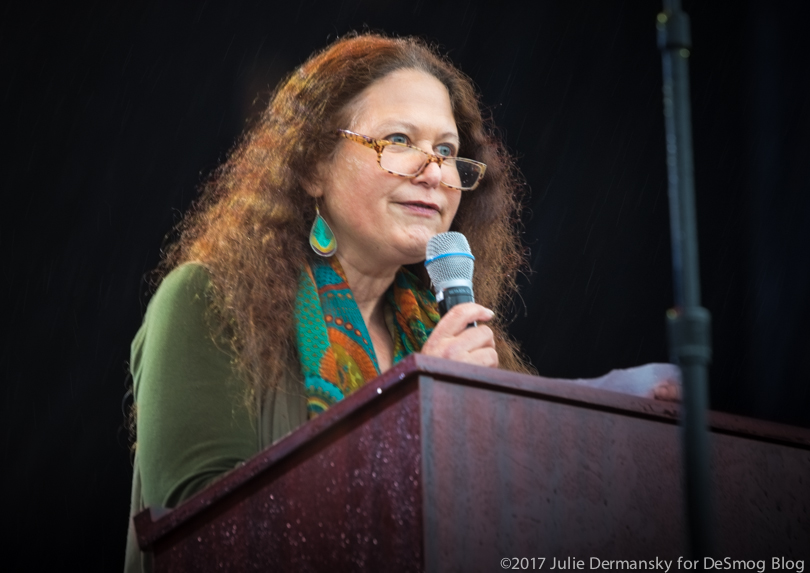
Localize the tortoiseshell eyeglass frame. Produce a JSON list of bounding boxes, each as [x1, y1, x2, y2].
[[336, 129, 486, 191]]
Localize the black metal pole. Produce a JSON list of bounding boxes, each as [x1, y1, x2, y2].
[[657, 0, 714, 558]]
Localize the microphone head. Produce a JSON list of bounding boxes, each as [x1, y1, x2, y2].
[[425, 232, 474, 291]]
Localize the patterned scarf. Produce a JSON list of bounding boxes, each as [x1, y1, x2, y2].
[[294, 256, 439, 417]]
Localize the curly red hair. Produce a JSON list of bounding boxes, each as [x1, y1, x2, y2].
[[157, 32, 534, 403]]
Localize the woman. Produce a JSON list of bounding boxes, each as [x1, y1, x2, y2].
[[125, 32, 532, 571]]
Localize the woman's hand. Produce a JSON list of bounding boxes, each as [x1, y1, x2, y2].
[[420, 303, 498, 368], [652, 378, 681, 402]]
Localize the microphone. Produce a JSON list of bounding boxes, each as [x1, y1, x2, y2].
[[425, 232, 475, 320]]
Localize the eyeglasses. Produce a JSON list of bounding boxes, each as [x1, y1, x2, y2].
[[337, 129, 486, 191]]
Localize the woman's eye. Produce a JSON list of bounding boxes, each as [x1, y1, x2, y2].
[[386, 134, 409, 145], [436, 144, 455, 157]]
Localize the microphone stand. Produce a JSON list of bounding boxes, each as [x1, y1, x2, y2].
[[657, 0, 714, 558]]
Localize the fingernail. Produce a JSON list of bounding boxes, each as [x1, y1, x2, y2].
[[485, 309, 495, 318]]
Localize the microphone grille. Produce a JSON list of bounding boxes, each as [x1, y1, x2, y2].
[[425, 232, 474, 287]]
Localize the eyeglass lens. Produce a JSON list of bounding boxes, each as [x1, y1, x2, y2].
[[380, 145, 481, 189]]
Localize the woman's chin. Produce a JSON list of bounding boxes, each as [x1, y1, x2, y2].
[[379, 243, 429, 269], [401, 238, 433, 263], [356, 228, 444, 269], [404, 227, 441, 252]]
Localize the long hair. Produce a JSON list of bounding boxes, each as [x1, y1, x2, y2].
[[157, 32, 534, 404]]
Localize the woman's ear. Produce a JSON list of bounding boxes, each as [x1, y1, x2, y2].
[[302, 162, 327, 198], [302, 175, 324, 198]]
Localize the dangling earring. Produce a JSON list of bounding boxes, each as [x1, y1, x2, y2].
[[309, 204, 337, 257]]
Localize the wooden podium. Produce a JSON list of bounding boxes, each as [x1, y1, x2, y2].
[[134, 355, 810, 571]]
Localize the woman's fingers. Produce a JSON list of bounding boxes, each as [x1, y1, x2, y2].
[[421, 303, 498, 367], [466, 346, 499, 368], [431, 303, 495, 337], [439, 324, 495, 355], [652, 379, 681, 402]]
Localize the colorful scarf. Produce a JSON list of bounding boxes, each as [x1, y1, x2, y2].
[[294, 257, 439, 417]]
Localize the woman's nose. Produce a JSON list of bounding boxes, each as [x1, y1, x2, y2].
[[413, 156, 443, 188]]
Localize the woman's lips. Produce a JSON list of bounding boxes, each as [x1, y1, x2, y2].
[[398, 201, 440, 216]]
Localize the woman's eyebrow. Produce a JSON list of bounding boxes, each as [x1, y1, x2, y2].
[[375, 120, 459, 141]]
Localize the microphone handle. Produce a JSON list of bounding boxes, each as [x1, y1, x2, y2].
[[437, 286, 476, 327]]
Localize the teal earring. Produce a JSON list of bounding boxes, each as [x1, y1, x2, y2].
[[309, 204, 337, 257]]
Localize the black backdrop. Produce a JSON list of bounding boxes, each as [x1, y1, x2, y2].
[[4, 0, 808, 569]]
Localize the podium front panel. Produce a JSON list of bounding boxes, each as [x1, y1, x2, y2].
[[150, 381, 424, 572], [418, 374, 809, 570]]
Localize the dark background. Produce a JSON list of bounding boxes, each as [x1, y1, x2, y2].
[[3, 0, 808, 569]]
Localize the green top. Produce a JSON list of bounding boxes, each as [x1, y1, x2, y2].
[[124, 263, 307, 572]]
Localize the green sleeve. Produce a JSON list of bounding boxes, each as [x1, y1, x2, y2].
[[131, 263, 258, 509]]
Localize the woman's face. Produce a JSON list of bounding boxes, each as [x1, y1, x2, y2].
[[308, 68, 462, 275]]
